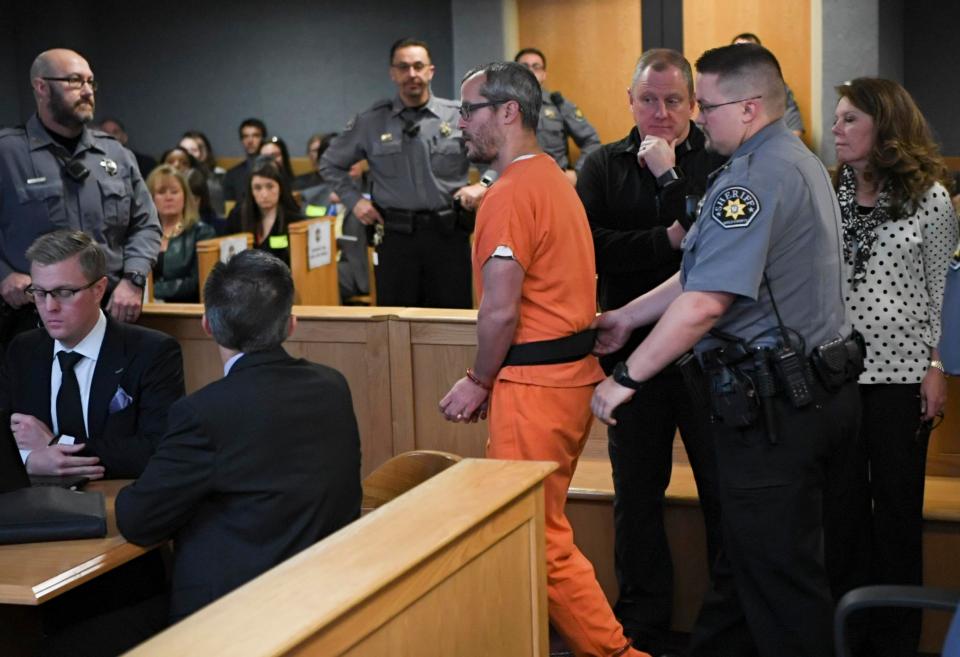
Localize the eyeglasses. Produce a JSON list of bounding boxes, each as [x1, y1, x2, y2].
[[458, 100, 504, 120], [26, 279, 99, 301], [391, 62, 430, 73], [520, 62, 545, 72], [42, 75, 98, 91], [697, 95, 761, 115]]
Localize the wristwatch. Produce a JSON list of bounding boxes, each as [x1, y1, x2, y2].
[[612, 362, 644, 390], [122, 271, 146, 289], [656, 167, 684, 188], [930, 359, 946, 375]]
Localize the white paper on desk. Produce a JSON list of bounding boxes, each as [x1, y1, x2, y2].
[[219, 236, 248, 263], [307, 220, 332, 270]]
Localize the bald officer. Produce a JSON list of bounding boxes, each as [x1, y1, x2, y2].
[[0, 49, 160, 344], [321, 38, 486, 309], [590, 44, 862, 657], [515, 48, 601, 185]]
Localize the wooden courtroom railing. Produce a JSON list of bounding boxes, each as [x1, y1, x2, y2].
[[125, 459, 554, 657]]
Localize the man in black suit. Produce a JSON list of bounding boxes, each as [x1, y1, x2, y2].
[[116, 249, 362, 626], [2, 230, 184, 479]]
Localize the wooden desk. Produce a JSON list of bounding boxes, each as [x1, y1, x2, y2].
[[0, 480, 147, 606]]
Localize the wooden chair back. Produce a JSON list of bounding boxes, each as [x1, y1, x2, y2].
[[196, 233, 254, 302], [288, 218, 339, 305], [361, 450, 462, 512]]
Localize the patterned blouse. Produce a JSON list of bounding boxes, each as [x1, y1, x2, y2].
[[841, 179, 959, 384]]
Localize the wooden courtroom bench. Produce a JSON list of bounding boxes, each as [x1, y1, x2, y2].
[[125, 459, 554, 657]]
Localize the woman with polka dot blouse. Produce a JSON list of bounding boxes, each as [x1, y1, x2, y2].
[[832, 77, 959, 657]]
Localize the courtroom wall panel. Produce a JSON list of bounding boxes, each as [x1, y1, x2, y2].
[[683, 0, 812, 146], [517, 0, 642, 148]]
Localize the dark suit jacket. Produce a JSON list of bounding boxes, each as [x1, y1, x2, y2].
[[115, 347, 362, 622], [0, 317, 184, 478], [222, 158, 253, 202]]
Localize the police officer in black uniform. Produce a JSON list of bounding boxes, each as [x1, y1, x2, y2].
[[590, 44, 862, 657], [320, 38, 486, 309], [515, 48, 601, 185], [0, 48, 161, 345]]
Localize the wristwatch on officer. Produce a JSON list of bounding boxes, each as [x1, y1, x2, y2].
[[612, 362, 644, 390], [122, 271, 147, 289], [656, 167, 684, 189]]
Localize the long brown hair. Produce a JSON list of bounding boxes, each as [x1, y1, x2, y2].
[[834, 77, 951, 216], [238, 160, 300, 241]]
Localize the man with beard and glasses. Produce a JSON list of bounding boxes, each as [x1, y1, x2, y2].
[[0, 48, 160, 348], [440, 61, 648, 657], [321, 38, 487, 309]]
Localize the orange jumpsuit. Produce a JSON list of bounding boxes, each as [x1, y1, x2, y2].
[[474, 154, 647, 657]]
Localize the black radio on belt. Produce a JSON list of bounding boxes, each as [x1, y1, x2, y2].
[[771, 344, 813, 408], [810, 330, 866, 390]]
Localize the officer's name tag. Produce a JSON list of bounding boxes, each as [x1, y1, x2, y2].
[[26, 177, 47, 185], [269, 235, 289, 249], [711, 186, 760, 229]]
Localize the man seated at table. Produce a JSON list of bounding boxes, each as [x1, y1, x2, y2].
[[116, 249, 362, 630], [1, 230, 184, 479]]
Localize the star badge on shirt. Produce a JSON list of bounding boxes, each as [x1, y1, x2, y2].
[[711, 186, 760, 229], [439, 122, 452, 137], [99, 158, 118, 176]]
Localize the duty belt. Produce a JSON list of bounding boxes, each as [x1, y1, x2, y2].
[[502, 329, 597, 367]]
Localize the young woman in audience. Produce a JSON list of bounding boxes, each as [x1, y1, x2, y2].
[[227, 160, 303, 265], [181, 131, 226, 216], [832, 77, 959, 657], [259, 136, 295, 184], [160, 146, 199, 174], [146, 164, 216, 302]]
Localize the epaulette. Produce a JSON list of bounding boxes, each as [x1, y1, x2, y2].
[[89, 129, 118, 141], [434, 97, 460, 108], [0, 126, 26, 140], [361, 98, 394, 114]]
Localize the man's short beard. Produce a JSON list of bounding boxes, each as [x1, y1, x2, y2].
[[48, 87, 93, 129]]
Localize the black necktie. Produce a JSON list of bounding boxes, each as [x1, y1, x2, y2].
[[56, 351, 87, 443]]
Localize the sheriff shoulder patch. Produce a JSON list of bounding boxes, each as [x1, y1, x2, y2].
[[711, 186, 760, 229]]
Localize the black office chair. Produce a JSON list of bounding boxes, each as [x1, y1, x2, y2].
[[834, 585, 960, 657]]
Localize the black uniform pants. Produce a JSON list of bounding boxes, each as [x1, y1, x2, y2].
[[607, 366, 722, 652], [689, 380, 861, 657], [841, 383, 928, 657], [374, 224, 472, 309]]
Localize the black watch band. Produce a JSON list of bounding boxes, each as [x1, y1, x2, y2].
[[612, 362, 644, 390], [656, 167, 683, 188], [123, 271, 146, 289]]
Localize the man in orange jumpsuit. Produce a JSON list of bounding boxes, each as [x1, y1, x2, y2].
[[439, 61, 647, 657]]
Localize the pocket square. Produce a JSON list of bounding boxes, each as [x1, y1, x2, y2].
[[108, 386, 133, 413]]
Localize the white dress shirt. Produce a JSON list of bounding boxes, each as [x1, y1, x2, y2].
[[19, 310, 107, 462]]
